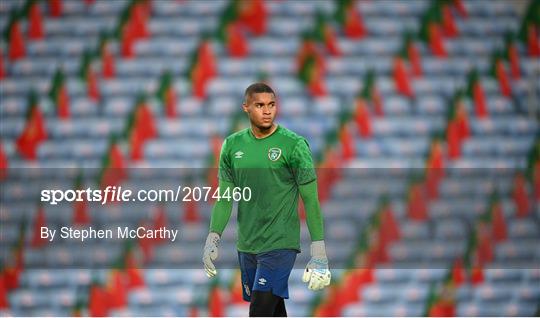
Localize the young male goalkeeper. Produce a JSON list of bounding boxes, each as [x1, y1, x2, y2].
[[202, 83, 331, 316]]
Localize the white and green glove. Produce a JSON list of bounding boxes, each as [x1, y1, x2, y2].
[[302, 240, 331, 290], [203, 232, 220, 278]]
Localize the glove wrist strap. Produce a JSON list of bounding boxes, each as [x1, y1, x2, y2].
[[311, 240, 327, 259], [206, 232, 220, 246]]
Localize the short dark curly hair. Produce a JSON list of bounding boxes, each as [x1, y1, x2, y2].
[[244, 82, 275, 103]]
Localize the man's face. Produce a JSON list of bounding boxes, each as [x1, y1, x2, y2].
[[243, 92, 277, 130]]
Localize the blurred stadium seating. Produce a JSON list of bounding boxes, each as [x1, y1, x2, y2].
[[0, 0, 539, 316]]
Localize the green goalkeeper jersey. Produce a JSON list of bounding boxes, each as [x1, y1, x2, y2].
[[218, 125, 317, 254]]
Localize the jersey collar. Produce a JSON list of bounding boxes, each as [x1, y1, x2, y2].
[[249, 124, 280, 140]]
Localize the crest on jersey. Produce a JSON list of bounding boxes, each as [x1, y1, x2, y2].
[[268, 148, 282, 161]]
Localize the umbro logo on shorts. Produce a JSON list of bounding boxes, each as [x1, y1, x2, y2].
[[235, 151, 244, 159], [258, 278, 267, 286]]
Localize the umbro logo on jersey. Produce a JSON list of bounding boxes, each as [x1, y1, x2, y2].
[[258, 278, 267, 286], [268, 148, 282, 161], [235, 151, 244, 159]]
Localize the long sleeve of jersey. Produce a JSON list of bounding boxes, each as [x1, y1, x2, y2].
[[299, 180, 325, 241], [209, 179, 234, 235]]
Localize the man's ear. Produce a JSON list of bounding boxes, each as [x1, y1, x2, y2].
[[242, 102, 248, 113]]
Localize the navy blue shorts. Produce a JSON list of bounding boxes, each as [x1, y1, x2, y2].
[[237, 249, 297, 301]]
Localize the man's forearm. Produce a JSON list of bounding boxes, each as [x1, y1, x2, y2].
[[299, 180, 325, 241], [209, 179, 234, 235]]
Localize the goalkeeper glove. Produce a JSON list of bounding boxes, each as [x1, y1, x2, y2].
[[302, 240, 331, 290], [203, 232, 220, 278]]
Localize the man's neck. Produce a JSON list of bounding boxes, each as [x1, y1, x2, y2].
[[251, 123, 277, 139]]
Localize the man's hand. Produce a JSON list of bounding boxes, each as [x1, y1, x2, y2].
[[203, 232, 220, 278], [302, 240, 331, 290]]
